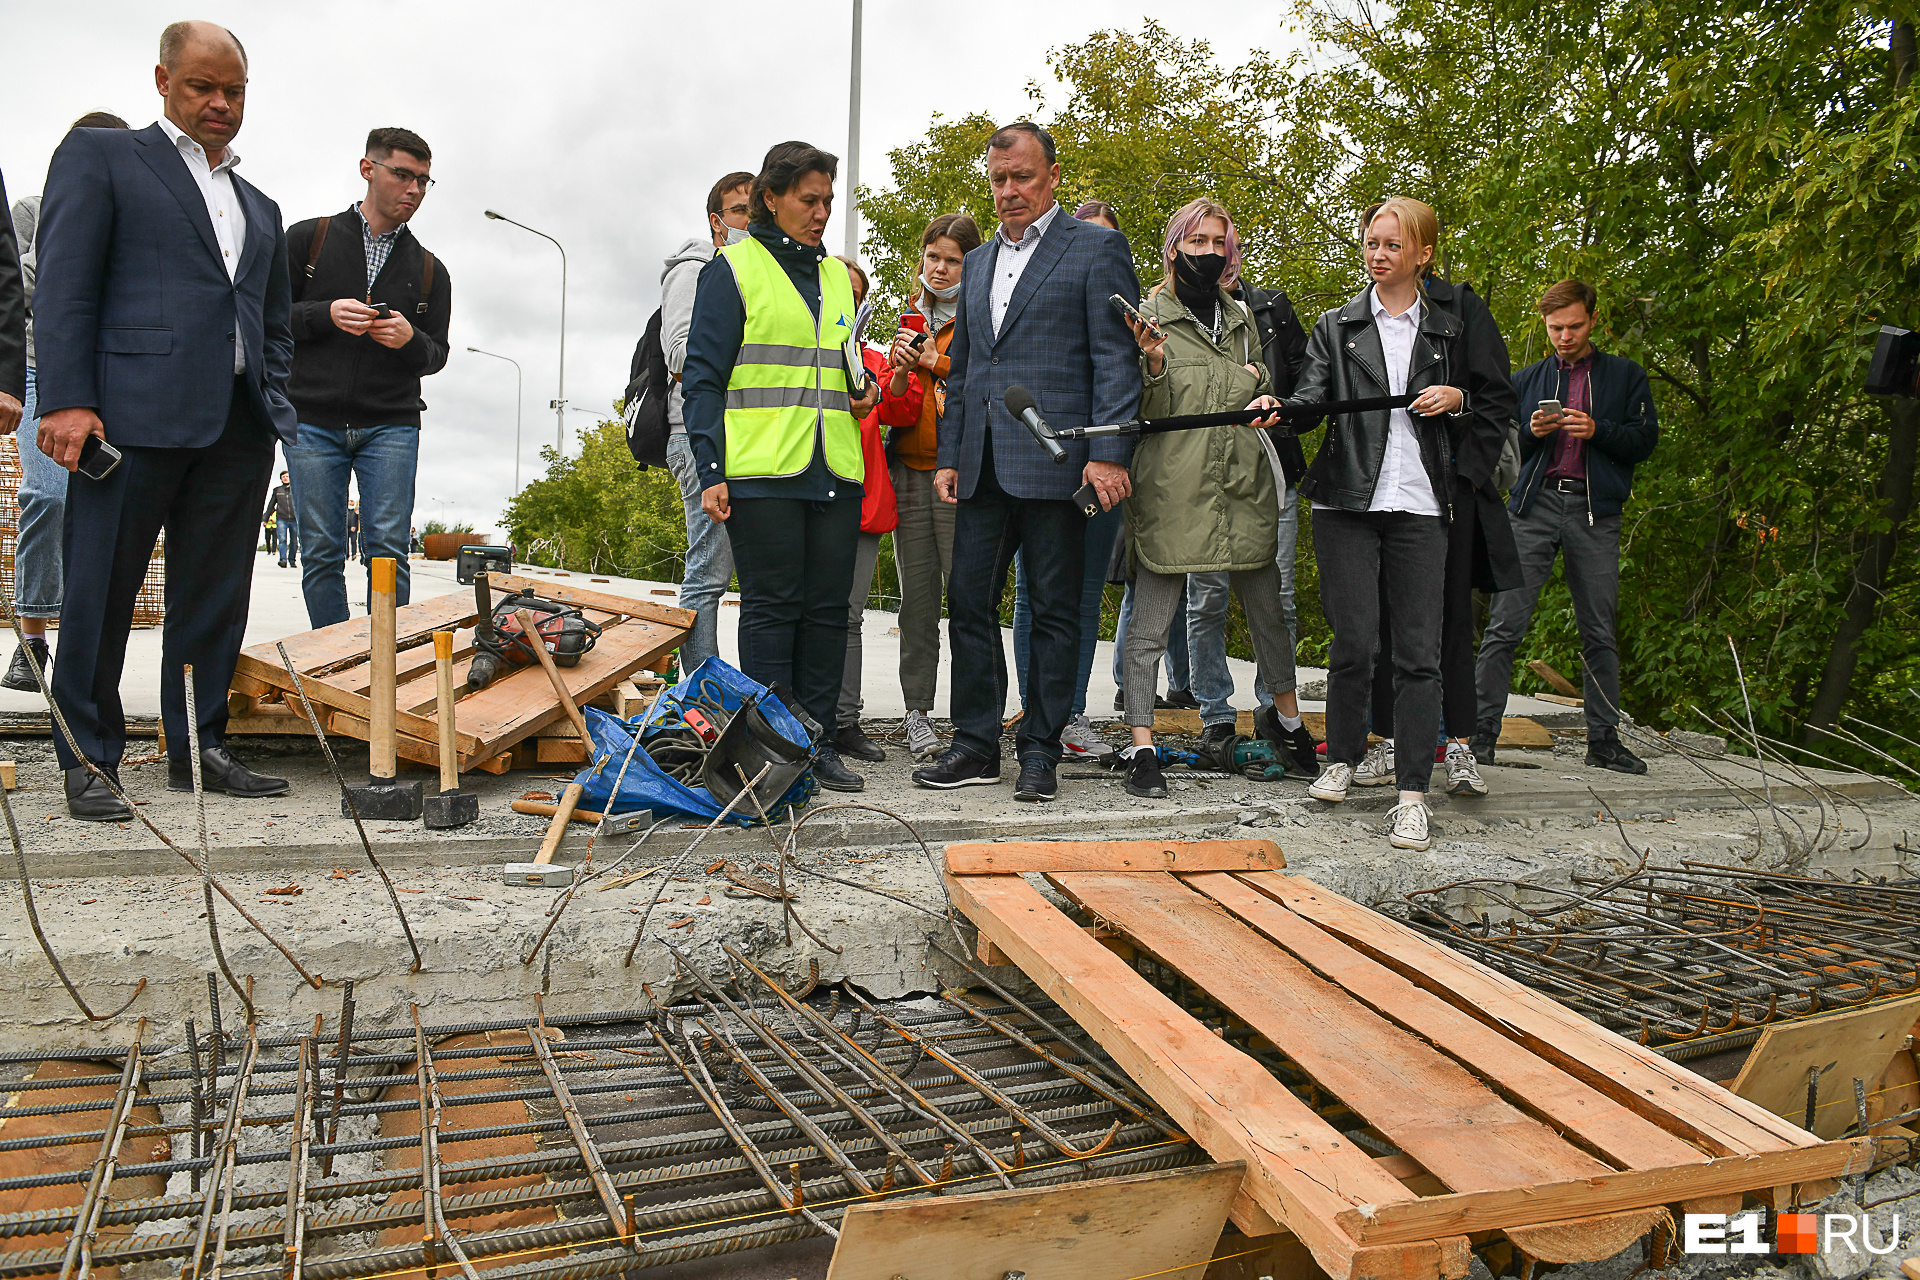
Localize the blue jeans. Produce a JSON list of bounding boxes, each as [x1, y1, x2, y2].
[[666, 432, 734, 670], [285, 423, 418, 628], [1111, 577, 1190, 694], [13, 367, 63, 619], [1185, 484, 1299, 721], [277, 511, 300, 566], [1013, 503, 1121, 717]]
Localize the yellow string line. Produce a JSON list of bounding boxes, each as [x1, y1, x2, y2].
[[332, 1139, 1192, 1280]]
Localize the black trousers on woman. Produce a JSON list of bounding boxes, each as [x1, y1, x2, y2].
[[724, 495, 862, 735], [1372, 475, 1482, 741]]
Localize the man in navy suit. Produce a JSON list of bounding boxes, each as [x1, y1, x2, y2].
[[911, 122, 1141, 802], [34, 20, 296, 820]]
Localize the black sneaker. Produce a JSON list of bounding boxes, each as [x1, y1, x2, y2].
[[1113, 689, 1125, 713], [1199, 721, 1237, 749], [1123, 746, 1168, 798], [1255, 704, 1321, 777], [811, 745, 866, 792], [1587, 731, 1647, 775], [1, 638, 48, 693], [913, 748, 1002, 789], [1470, 721, 1499, 766], [833, 722, 886, 763], [1164, 688, 1199, 711], [1199, 721, 1240, 770], [1013, 755, 1057, 803]]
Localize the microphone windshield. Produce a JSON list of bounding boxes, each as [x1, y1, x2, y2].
[[1003, 386, 1036, 417]]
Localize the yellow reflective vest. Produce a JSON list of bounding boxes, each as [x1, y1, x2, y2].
[[719, 236, 864, 482]]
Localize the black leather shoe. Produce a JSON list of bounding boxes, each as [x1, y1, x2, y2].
[[811, 745, 866, 793], [168, 746, 292, 797], [1470, 721, 1500, 766], [833, 723, 886, 763], [1123, 746, 1168, 799], [913, 748, 1002, 789], [1, 638, 48, 693], [1013, 755, 1057, 803], [65, 765, 132, 822], [1587, 732, 1648, 775], [1164, 688, 1199, 711]]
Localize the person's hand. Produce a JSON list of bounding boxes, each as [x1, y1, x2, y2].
[[1409, 385, 1464, 417], [1083, 459, 1132, 511], [1558, 408, 1596, 439], [850, 380, 881, 418], [1244, 394, 1283, 428], [39, 408, 105, 471], [1125, 316, 1167, 376], [915, 338, 939, 372], [934, 467, 960, 505], [0, 392, 21, 436], [1529, 407, 1563, 438], [888, 332, 921, 370], [330, 298, 377, 335], [700, 482, 730, 522], [369, 314, 415, 349]]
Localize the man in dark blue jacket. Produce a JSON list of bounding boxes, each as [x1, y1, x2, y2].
[[34, 21, 297, 819], [1472, 279, 1659, 772]]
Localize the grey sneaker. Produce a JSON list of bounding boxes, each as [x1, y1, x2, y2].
[[1353, 739, 1396, 787], [904, 710, 941, 761], [1061, 713, 1114, 760], [1445, 742, 1489, 796], [1388, 799, 1432, 851], [1308, 761, 1353, 803]]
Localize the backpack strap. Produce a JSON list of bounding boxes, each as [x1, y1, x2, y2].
[[304, 217, 330, 280], [418, 251, 436, 316]]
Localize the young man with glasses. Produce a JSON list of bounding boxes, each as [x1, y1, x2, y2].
[[283, 127, 451, 627]]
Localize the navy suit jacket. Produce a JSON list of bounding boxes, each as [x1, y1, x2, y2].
[[937, 210, 1141, 501], [33, 123, 297, 449]]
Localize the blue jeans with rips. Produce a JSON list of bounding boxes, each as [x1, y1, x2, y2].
[[1184, 484, 1300, 723], [1012, 503, 1121, 717], [285, 423, 419, 628], [13, 367, 64, 619], [666, 432, 735, 670]]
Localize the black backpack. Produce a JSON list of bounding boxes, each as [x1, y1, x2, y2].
[[622, 307, 670, 470]]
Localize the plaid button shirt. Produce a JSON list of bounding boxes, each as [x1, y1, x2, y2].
[[355, 203, 401, 298]]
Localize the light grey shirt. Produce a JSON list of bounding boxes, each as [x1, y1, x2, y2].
[[989, 201, 1061, 340], [11, 196, 38, 368], [157, 116, 247, 373]]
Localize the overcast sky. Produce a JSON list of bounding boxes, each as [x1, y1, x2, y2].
[[7, 2, 1297, 534]]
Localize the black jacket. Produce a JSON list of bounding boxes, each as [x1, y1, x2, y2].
[[0, 170, 23, 404], [1238, 283, 1311, 483], [1509, 350, 1658, 520], [286, 207, 451, 429]]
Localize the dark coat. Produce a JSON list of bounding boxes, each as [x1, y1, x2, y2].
[[0, 170, 23, 404], [1425, 277, 1520, 592], [1509, 350, 1659, 520], [1237, 283, 1311, 484], [33, 123, 297, 447]]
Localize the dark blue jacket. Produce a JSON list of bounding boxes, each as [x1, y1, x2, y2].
[[1510, 349, 1658, 519], [939, 209, 1140, 500], [32, 123, 297, 448]]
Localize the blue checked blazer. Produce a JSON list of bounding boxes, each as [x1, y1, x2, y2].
[[937, 210, 1141, 500]]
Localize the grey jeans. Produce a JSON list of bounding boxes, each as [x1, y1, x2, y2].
[[1186, 483, 1300, 723], [1475, 487, 1623, 735], [838, 531, 884, 728], [666, 432, 735, 670], [1123, 564, 1295, 730], [889, 461, 954, 712]]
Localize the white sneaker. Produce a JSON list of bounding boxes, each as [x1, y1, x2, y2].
[[1308, 761, 1353, 803], [1061, 713, 1115, 759], [1445, 741, 1489, 796], [1388, 800, 1432, 851], [1353, 739, 1396, 787], [904, 710, 941, 761]]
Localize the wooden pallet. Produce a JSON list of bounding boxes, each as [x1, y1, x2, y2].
[[228, 575, 690, 774], [946, 840, 1866, 1280]]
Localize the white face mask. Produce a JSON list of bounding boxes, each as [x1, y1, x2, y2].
[[722, 222, 751, 246], [921, 273, 961, 301]]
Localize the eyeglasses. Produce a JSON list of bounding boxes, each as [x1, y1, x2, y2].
[[369, 158, 435, 191], [718, 203, 751, 218]]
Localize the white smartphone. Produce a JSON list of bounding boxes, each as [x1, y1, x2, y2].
[[1538, 399, 1563, 419]]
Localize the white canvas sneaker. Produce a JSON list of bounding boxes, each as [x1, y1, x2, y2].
[[904, 710, 941, 761], [1061, 713, 1115, 759], [1388, 800, 1432, 851], [1308, 761, 1353, 803], [1445, 741, 1489, 796], [1353, 739, 1396, 787]]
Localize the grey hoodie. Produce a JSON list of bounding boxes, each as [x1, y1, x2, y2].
[[660, 236, 715, 431]]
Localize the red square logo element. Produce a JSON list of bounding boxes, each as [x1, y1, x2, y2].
[[1776, 1214, 1818, 1254]]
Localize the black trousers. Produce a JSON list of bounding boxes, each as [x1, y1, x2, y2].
[[1373, 475, 1480, 739], [1313, 507, 1447, 791], [53, 380, 277, 770], [947, 462, 1084, 764], [723, 495, 861, 735]]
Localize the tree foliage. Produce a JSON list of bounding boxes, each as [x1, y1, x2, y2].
[[502, 416, 690, 581]]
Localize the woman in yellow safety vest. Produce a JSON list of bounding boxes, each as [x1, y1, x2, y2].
[[682, 140, 880, 793]]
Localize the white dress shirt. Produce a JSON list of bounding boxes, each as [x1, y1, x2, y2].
[[1366, 288, 1440, 515], [989, 201, 1061, 339], [156, 116, 247, 373]]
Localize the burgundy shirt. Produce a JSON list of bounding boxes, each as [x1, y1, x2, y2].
[[1546, 350, 1595, 481]]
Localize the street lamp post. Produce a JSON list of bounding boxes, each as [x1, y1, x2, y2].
[[483, 210, 568, 456], [466, 346, 524, 493], [844, 0, 863, 259]]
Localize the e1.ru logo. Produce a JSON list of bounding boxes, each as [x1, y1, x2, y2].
[[1683, 1212, 1905, 1256]]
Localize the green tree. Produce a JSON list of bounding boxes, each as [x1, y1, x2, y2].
[[502, 415, 690, 580]]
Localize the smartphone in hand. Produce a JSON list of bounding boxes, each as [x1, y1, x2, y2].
[[1538, 399, 1563, 419], [77, 435, 123, 481], [370, 302, 393, 320]]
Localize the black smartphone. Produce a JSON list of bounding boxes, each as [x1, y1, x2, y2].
[[1071, 480, 1101, 519], [1107, 292, 1162, 337], [77, 435, 123, 481], [370, 302, 393, 319], [907, 331, 929, 350]]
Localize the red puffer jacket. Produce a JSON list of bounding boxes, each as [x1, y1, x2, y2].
[[858, 344, 916, 533]]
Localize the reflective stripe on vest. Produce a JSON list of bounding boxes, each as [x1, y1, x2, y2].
[[719, 237, 863, 483]]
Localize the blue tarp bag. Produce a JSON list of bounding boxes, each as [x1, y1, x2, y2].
[[572, 657, 815, 822]]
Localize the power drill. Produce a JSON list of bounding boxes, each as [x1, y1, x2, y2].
[[1157, 735, 1288, 780]]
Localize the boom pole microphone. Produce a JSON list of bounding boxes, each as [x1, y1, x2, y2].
[[1004, 385, 1069, 463]]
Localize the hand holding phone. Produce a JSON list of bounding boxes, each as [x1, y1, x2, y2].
[[1531, 399, 1564, 438], [370, 302, 393, 320], [77, 434, 123, 481]]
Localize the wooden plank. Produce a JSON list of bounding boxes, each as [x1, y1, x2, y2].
[[1728, 996, 1920, 1139], [325, 711, 505, 774], [947, 871, 1454, 1280], [1182, 872, 1709, 1172], [485, 572, 695, 630], [1527, 659, 1582, 699], [240, 660, 483, 755], [825, 1163, 1244, 1280], [441, 620, 682, 758], [947, 839, 1284, 876], [535, 738, 589, 764], [1231, 873, 1818, 1157], [1052, 872, 1618, 1198], [239, 592, 479, 681]]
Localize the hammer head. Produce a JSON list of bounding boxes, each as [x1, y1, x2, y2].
[[423, 788, 480, 830], [343, 779, 424, 821]]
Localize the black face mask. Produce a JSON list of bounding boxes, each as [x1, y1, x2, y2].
[[1175, 251, 1228, 291]]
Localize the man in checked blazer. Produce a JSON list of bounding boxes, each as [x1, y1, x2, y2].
[[913, 122, 1142, 802], [33, 20, 297, 820]]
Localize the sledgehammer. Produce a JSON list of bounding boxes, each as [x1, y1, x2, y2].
[[422, 631, 479, 829]]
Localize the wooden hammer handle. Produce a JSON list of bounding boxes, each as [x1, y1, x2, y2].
[[534, 782, 585, 864], [433, 630, 459, 792], [514, 608, 594, 747]]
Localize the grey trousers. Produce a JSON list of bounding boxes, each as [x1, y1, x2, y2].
[[1474, 488, 1623, 735], [890, 461, 955, 711], [1122, 564, 1296, 730], [838, 531, 884, 728]]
